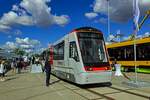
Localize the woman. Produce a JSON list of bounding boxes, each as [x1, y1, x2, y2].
[[0, 60, 6, 81], [114, 59, 123, 76]]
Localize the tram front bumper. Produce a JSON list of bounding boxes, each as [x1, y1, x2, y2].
[[76, 71, 112, 85]]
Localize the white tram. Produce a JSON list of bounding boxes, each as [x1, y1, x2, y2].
[[50, 27, 112, 84]]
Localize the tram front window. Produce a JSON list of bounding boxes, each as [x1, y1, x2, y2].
[[78, 33, 107, 66]]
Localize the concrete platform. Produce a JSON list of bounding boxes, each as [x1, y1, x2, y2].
[[0, 71, 150, 100]]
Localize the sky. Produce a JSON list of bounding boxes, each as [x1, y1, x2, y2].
[[0, 0, 150, 52]]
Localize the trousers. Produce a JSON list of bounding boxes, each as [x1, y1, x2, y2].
[[45, 69, 51, 86]]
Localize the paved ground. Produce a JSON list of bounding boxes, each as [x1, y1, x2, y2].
[[0, 69, 150, 100]]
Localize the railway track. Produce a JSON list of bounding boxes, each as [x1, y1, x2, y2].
[[38, 74, 150, 100], [109, 86, 150, 99], [59, 80, 150, 100]]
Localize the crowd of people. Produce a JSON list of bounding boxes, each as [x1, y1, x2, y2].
[[0, 54, 51, 87], [0, 56, 46, 81]]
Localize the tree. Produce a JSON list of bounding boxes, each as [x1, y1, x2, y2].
[[14, 48, 26, 56]]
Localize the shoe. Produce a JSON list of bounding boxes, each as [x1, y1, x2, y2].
[[46, 83, 49, 87], [49, 82, 52, 85], [1, 78, 5, 81]]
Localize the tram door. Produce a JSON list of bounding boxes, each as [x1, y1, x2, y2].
[[68, 40, 81, 82]]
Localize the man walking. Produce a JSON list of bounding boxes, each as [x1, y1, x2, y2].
[[44, 58, 51, 87]]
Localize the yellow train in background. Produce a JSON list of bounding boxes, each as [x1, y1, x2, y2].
[[106, 37, 150, 73]]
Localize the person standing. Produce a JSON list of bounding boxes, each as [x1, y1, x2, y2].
[[17, 58, 22, 74], [11, 60, 16, 75], [114, 59, 123, 76], [32, 56, 35, 64], [44, 58, 51, 87], [0, 60, 6, 81]]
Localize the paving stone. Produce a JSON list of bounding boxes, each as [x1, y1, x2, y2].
[[0, 71, 150, 100]]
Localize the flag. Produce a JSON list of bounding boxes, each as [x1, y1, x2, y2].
[[133, 0, 140, 32]]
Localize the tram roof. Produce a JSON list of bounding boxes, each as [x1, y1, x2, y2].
[[106, 37, 150, 48], [52, 27, 103, 46], [72, 27, 102, 34]]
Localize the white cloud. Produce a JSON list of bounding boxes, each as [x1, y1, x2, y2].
[[91, 0, 150, 22], [20, 0, 53, 26], [19, 0, 69, 26], [85, 12, 98, 19], [108, 34, 115, 41], [15, 37, 41, 51], [93, 0, 109, 13], [3, 37, 41, 51], [12, 5, 19, 11], [16, 37, 40, 46], [105, 42, 111, 45], [137, 35, 143, 39], [144, 32, 150, 37], [0, 11, 33, 32], [5, 42, 17, 49], [16, 37, 30, 44], [53, 15, 69, 26], [123, 37, 129, 41], [20, 44, 34, 49], [25, 49, 33, 53], [0, 24, 11, 32], [95, 18, 107, 24], [31, 40, 40, 46], [0, 0, 69, 33], [0, 11, 17, 25], [16, 16, 33, 26]]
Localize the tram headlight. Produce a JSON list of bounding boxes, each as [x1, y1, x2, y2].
[[88, 67, 93, 71], [85, 66, 93, 71]]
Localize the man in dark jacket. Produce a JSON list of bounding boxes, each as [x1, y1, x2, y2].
[[44, 58, 51, 87]]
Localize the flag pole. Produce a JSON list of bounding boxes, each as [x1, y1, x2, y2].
[[107, 0, 110, 38], [123, 0, 150, 88], [133, 0, 140, 83], [134, 30, 137, 83]]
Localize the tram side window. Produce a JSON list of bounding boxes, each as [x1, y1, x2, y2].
[[53, 41, 64, 60], [137, 43, 150, 60], [108, 48, 123, 61], [116, 47, 125, 60], [108, 46, 134, 61], [69, 42, 79, 62], [125, 45, 134, 60], [107, 48, 115, 61]]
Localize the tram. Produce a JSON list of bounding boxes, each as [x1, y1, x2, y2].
[[50, 27, 112, 85], [106, 37, 150, 72]]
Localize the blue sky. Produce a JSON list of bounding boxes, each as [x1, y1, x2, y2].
[[0, 0, 150, 52]]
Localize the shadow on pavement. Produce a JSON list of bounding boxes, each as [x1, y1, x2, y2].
[[50, 80, 61, 85], [78, 82, 112, 89], [6, 77, 19, 81]]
